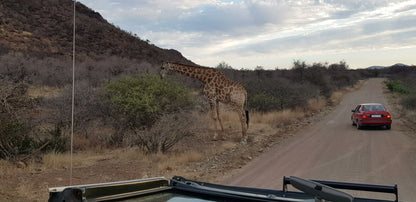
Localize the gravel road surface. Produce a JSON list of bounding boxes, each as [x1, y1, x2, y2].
[[223, 78, 416, 201]]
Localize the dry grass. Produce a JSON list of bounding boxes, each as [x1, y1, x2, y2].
[[0, 159, 43, 201], [252, 109, 304, 126], [407, 111, 416, 124], [307, 96, 327, 113], [42, 152, 93, 170], [191, 99, 326, 134], [115, 147, 145, 162], [200, 103, 312, 132], [251, 96, 329, 127], [253, 111, 278, 125], [42, 150, 113, 170], [42, 152, 72, 170], [0, 159, 24, 176], [221, 141, 237, 150], [16, 182, 36, 200], [329, 91, 344, 105], [191, 96, 331, 142], [0, 158, 45, 177], [27, 85, 61, 98], [42, 147, 207, 178], [156, 152, 205, 172], [192, 107, 243, 133]]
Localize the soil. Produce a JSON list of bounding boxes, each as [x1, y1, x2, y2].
[[1, 78, 415, 201]]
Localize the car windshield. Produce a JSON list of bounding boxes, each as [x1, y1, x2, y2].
[[362, 105, 386, 111]]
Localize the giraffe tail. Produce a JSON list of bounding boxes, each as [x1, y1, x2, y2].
[[245, 110, 249, 129], [245, 92, 249, 129]]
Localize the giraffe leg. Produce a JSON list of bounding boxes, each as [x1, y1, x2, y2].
[[216, 101, 225, 132], [237, 107, 248, 143], [216, 101, 227, 140], [210, 101, 220, 140]]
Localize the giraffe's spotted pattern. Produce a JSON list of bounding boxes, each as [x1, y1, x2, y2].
[[161, 62, 248, 142]]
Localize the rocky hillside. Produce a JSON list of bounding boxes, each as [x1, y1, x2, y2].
[[0, 0, 192, 64]]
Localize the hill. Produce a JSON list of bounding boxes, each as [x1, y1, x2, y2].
[[0, 0, 192, 64], [367, 63, 409, 69]]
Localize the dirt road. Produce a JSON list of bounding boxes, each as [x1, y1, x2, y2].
[[223, 78, 416, 201]]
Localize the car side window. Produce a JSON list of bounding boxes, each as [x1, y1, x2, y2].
[[354, 105, 361, 112]]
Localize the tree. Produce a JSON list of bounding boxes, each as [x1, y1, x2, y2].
[[292, 60, 307, 82], [216, 61, 233, 69]]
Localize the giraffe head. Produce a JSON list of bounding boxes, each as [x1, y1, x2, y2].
[[160, 62, 171, 78]]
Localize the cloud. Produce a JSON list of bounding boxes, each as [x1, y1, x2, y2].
[[187, 1, 416, 54], [78, 0, 416, 68]]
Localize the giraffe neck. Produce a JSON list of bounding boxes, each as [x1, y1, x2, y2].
[[168, 63, 220, 83]]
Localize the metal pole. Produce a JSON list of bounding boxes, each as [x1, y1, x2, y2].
[[70, 0, 76, 185]]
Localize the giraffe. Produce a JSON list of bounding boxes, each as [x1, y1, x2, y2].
[[160, 62, 249, 142]]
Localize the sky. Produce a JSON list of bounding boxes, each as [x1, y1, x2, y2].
[[77, 0, 416, 69]]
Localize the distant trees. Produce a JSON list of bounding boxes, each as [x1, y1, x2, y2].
[[246, 77, 320, 111], [216, 60, 360, 112]]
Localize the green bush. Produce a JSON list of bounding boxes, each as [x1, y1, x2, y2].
[[386, 81, 410, 94], [104, 74, 194, 150], [387, 78, 416, 111], [105, 74, 193, 129], [250, 93, 282, 111]]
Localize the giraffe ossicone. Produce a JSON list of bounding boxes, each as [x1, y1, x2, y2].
[[160, 62, 249, 142]]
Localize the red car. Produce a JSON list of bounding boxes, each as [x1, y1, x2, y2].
[[351, 103, 392, 129]]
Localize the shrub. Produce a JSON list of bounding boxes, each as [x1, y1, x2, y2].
[[105, 74, 193, 128], [41, 122, 68, 153], [0, 121, 35, 160], [129, 112, 195, 154], [386, 81, 410, 94], [0, 82, 32, 120], [246, 77, 320, 111], [104, 74, 194, 146], [0, 120, 68, 160], [250, 93, 282, 111], [401, 95, 416, 110]]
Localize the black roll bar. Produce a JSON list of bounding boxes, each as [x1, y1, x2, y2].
[[283, 176, 398, 202]]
